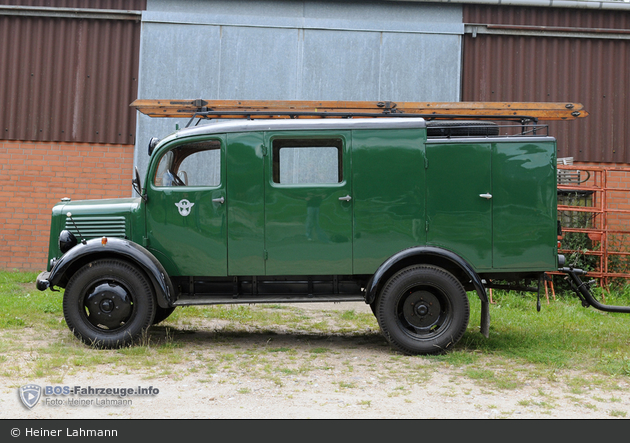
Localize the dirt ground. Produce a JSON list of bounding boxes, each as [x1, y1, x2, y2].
[[1, 302, 628, 420]]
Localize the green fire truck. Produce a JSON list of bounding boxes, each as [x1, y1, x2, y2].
[[36, 100, 626, 355]]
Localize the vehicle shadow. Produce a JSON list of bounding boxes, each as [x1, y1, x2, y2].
[[147, 324, 391, 353]]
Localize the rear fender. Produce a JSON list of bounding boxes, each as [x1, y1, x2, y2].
[[365, 246, 488, 304]]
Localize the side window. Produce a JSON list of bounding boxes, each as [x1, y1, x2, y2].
[[272, 138, 343, 185], [154, 140, 221, 187]]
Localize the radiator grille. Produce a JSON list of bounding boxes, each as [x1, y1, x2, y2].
[[65, 216, 127, 239]]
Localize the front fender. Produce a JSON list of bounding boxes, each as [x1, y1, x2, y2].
[[40, 238, 174, 309], [365, 246, 488, 304]]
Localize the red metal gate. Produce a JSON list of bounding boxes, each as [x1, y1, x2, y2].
[[556, 164, 630, 291]]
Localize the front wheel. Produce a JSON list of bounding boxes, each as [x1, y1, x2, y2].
[[375, 265, 469, 355], [63, 259, 156, 348]]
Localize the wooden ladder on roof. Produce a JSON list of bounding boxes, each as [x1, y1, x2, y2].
[[130, 99, 588, 126]]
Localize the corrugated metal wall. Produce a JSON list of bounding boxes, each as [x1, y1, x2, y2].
[[0, 0, 146, 144], [463, 4, 630, 164], [135, 0, 464, 174], [0, 1, 145, 11]]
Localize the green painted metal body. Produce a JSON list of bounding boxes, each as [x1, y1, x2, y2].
[[44, 118, 558, 290], [46, 198, 144, 271]]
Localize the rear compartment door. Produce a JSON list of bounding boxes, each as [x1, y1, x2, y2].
[[426, 142, 493, 270], [492, 140, 557, 269]]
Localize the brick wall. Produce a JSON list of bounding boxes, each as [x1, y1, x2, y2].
[[0, 141, 134, 271]]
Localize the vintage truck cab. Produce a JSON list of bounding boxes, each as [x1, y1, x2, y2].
[[36, 114, 581, 354]]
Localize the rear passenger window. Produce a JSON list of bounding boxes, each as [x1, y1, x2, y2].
[[272, 138, 343, 185]]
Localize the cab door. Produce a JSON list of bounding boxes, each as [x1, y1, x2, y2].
[[145, 136, 227, 277], [264, 132, 353, 275]]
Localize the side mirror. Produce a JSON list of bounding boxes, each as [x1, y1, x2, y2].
[[148, 137, 160, 156], [132, 167, 147, 202]]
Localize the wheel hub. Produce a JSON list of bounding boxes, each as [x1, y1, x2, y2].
[[415, 304, 429, 316], [402, 290, 441, 329], [85, 282, 133, 329]]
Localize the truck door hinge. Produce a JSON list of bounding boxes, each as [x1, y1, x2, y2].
[[426, 220, 429, 232], [424, 157, 428, 169], [262, 145, 268, 156], [264, 250, 268, 260]]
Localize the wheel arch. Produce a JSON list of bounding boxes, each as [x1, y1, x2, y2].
[[47, 238, 174, 309], [365, 246, 488, 305]]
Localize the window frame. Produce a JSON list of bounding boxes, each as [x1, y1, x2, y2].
[[270, 136, 345, 186], [151, 138, 223, 189]]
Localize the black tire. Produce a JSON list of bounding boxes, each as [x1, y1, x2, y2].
[[375, 265, 469, 355], [63, 259, 156, 348], [426, 120, 499, 137], [152, 306, 176, 325]]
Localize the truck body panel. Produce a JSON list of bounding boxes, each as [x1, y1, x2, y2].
[[352, 128, 427, 275]]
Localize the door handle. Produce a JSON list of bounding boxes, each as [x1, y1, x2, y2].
[[479, 193, 493, 200], [338, 195, 352, 202], [212, 197, 225, 204]]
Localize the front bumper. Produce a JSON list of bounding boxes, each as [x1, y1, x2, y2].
[[36, 271, 51, 291]]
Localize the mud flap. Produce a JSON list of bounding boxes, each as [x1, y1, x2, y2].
[[480, 300, 490, 338]]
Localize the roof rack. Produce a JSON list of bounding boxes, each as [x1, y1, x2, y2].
[[130, 99, 588, 128]]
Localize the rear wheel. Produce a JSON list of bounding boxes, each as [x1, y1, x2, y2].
[[63, 259, 156, 348], [375, 265, 469, 355]]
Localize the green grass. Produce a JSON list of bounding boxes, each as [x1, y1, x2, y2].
[[446, 290, 630, 379], [1, 269, 629, 388], [0, 270, 63, 329]]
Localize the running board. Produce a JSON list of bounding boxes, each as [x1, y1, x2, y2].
[[560, 267, 630, 314], [173, 294, 365, 306]]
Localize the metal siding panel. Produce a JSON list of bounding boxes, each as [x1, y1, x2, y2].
[[464, 4, 630, 30], [135, 1, 463, 174], [219, 26, 299, 99], [380, 32, 461, 101], [0, 0, 146, 10], [145, 0, 462, 34], [463, 4, 630, 164], [301, 30, 381, 100], [135, 21, 223, 176], [138, 23, 221, 96], [0, 14, 141, 144], [147, 0, 304, 17]]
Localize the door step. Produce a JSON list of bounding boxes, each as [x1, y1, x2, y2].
[[173, 293, 365, 306]]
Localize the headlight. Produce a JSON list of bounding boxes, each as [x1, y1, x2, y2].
[[59, 230, 78, 254]]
